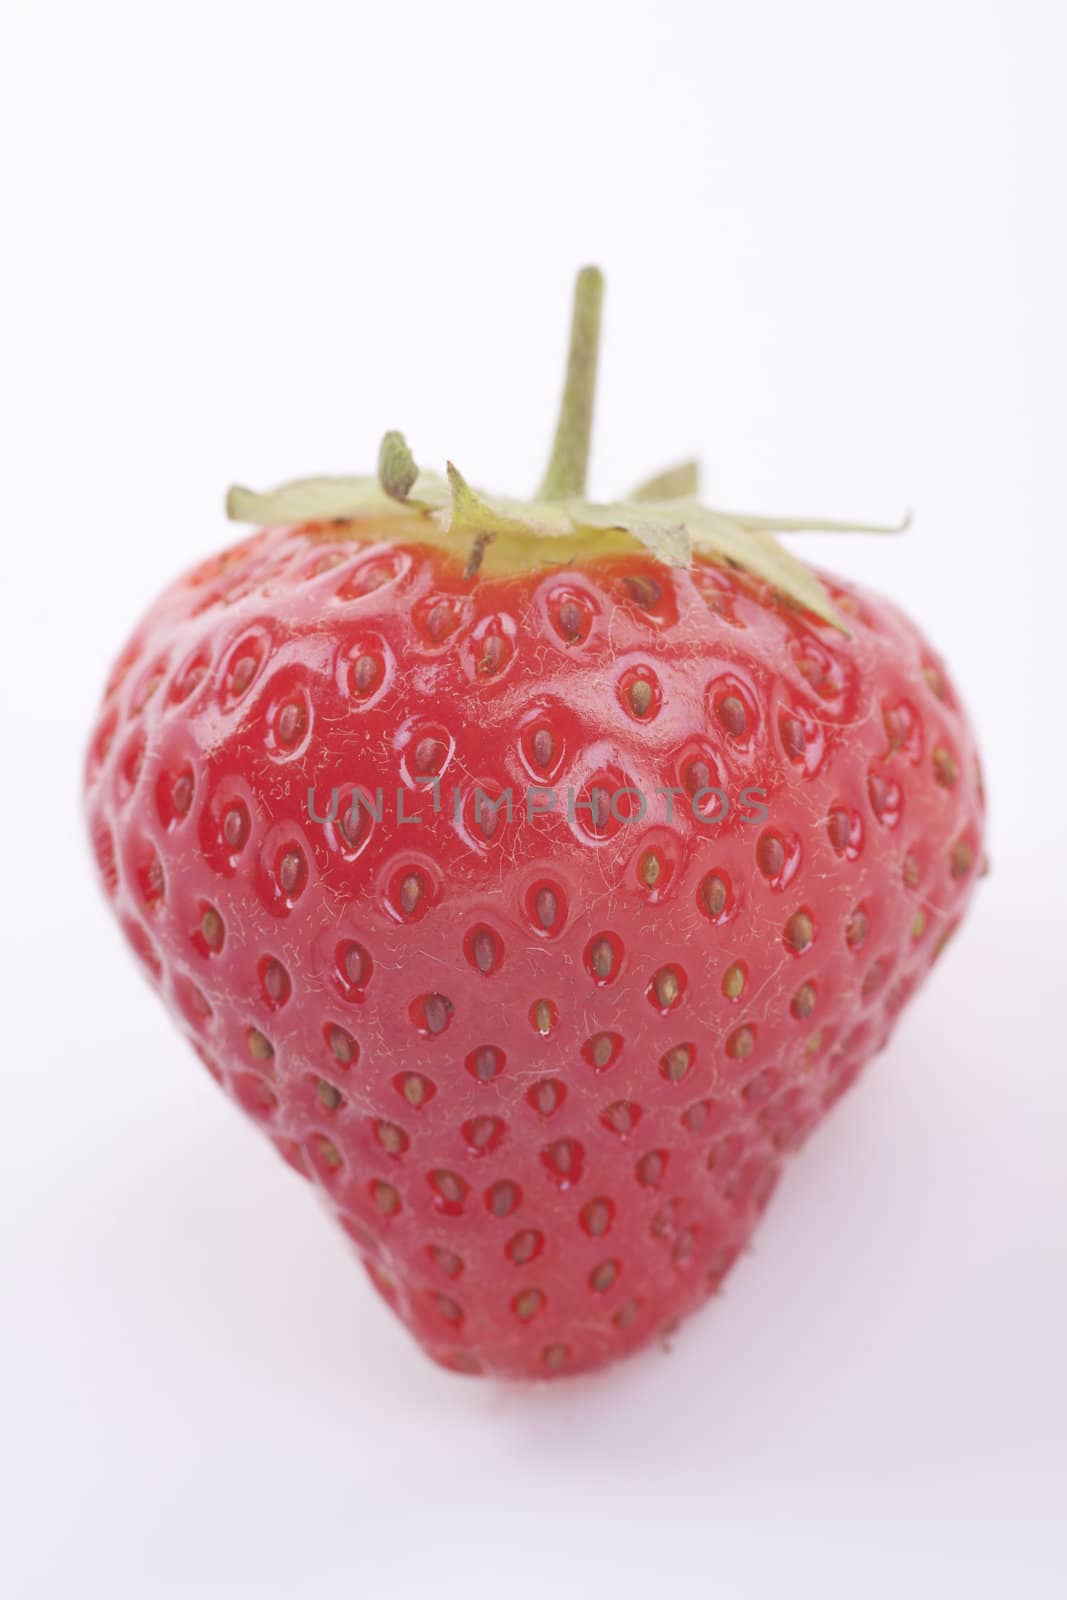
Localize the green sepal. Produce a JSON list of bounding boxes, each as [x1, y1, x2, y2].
[[378, 431, 419, 501], [223, 466, 911, 631], [630, 460, 701, 502]]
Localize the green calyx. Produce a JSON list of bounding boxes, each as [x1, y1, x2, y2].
[[226, 266, 908, 632]]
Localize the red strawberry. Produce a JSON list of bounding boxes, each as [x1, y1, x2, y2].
[[85, 269, 985, 1379]]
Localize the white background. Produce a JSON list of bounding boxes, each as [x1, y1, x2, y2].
[[2, 2, 1066, 1594]]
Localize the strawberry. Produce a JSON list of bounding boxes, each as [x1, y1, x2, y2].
[[85, 268, 985, 1379]]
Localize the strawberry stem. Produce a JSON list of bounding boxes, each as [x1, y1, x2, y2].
[[537, 266, 604, 502]]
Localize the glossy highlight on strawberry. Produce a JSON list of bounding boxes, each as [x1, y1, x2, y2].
[[84, 270, 985, 1379]]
